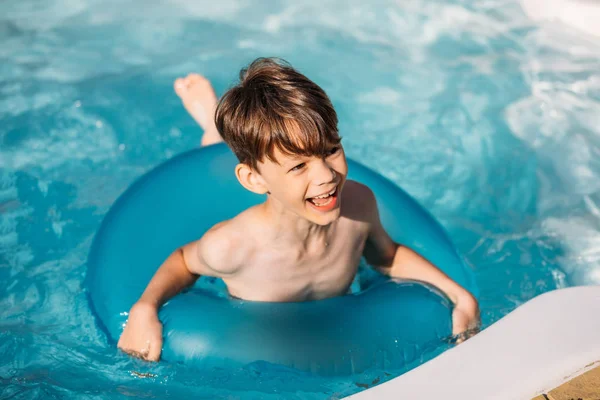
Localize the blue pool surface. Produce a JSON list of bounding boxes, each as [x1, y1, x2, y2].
[[1, 0, 600, 398]]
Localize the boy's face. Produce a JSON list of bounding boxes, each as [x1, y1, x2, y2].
[[257, 145, 348, 226]]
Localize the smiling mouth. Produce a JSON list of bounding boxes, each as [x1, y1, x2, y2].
[[306, 186, 339, 210]]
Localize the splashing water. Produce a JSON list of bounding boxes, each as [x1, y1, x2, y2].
[[1, 0, 600, 398]]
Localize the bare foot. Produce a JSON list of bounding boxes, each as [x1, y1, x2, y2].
[[174, 73, 223, 146]]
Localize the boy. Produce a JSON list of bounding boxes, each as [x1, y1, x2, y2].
[[118, 58, 479, 361]]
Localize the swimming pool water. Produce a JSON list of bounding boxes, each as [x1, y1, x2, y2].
[[1, 0, 600, 398]]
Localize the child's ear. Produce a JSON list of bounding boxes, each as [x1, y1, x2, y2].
[[235, 163, 269, 195]]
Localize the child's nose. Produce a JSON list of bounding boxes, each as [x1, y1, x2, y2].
[[312, 160, 337, 185]]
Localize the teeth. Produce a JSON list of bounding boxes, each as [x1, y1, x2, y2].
[[313, 188, 336, 199], [312, 196, 333, 207]]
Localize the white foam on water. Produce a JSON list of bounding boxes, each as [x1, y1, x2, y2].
[[503, 18, 600, 286], [521, 0, 600, 37], [542, 216, 600, 285]]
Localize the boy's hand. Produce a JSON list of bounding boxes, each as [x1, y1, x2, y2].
[[451, 293, 480, 344], [117, 301, 163, 361]]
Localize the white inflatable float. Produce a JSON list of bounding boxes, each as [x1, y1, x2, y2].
[[521, 0, 600, 37], [351, 285, 600, 399]]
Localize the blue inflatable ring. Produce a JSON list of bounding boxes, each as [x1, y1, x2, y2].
[[86, 143, 477, 375]]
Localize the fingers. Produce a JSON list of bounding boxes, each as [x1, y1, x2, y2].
[[451, 316, 469, 336], [449, 326, 480, 345], [138, 339, 151, 359], [146, 337, 162, 362], [117, 330, 160, 362], [117, 302, 163, 362], [116, 331, 132, 353], [116, 332, 145, 358], [450, 298, 481, 345], [118, 339, 160, 362], [452, 321, 466, 336]]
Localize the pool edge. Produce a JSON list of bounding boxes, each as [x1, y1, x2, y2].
[[349, 286, 600, 399]]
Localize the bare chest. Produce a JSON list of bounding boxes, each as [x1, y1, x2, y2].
[[225, 220, 369, 301]]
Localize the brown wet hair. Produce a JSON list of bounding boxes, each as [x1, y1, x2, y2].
[[215, 57, 341, 170]]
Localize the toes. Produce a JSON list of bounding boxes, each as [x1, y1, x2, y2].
[[185, 74, 211, 90], [175, 74, 213, 99], [186, 73, 205, 83], [183, 76, 195, 87], [174, 78, 187, 96]]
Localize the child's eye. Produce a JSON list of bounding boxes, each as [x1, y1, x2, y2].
[[326, 147, 340, 156], [289, 163, 306, 172]]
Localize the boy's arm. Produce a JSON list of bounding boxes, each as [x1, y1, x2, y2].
[[117, 227, 238, 360], [360, 186, 480, 341]]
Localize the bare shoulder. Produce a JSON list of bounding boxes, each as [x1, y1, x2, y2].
[[341, 180, 378, 222], [194, 206, 263, 275], [196, 221, 241, 275]]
